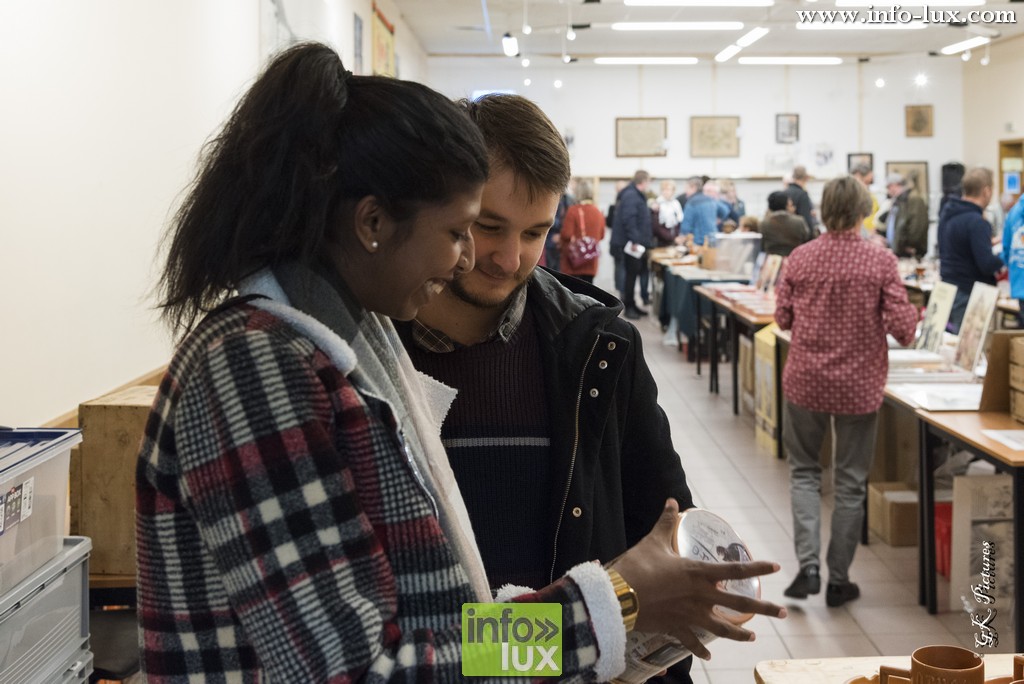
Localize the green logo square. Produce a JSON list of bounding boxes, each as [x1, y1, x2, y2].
[[461, 603, 562, 677]]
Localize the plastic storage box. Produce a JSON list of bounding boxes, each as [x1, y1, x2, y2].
[[0, 429, 80, 594], [0, 537, 92, 684]]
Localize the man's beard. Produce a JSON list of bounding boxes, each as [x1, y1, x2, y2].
[[448, 270, 532, 310]]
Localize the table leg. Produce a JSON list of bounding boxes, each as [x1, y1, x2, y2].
[[775, 338, 784, 460], [731, 317, 740, 415], [694, 290, 702, 376], [710, 304, 719, 394], [1014, 467, 1024, 651], [917, 420, 938, 614]]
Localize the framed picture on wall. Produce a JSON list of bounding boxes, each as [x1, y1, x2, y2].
[[690, 116, 740, 158], [847, 152, 873, 174], [615, 117, 668, 157], [775, 113, 799, 144], [885, 161, 929, 203], [353, 13, 364, 75], [905, 104, 934, 137]]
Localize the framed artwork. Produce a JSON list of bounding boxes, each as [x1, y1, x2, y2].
[[953, 282, 998, 374], [690, 116, 740, 158], [775, 113, 799, 144], [905, 104, 934, 137], [949, 474, 1014, 642], [847, 152, 873, 174], [353, 13, 364, 75], [371, 2, 396, 77], [615, 118, 667, 157], [885, 161, 929, 203]]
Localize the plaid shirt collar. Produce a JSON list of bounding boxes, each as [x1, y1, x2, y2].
[[410, 285, 528, 353]]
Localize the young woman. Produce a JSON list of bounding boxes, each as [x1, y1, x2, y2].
[[139, 43, 785, 682]]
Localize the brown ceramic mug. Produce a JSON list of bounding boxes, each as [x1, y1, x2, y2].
[[878, 645, 984, 684]]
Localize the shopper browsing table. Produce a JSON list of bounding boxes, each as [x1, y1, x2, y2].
[[774, 175, 918, 608]]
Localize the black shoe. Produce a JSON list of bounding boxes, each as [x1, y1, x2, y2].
[[624, 307, 642, 321], [783, 566, 821, 599], [826, 581, 860, 607]]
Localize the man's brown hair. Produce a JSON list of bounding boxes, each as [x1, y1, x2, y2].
[[459, 94, 570, 201], [962, 167, 994, 198], [821, 175, 871, 233]]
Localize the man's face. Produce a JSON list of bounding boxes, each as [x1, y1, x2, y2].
[[448, 167, 559, 310], [887, 182, 902, 198]]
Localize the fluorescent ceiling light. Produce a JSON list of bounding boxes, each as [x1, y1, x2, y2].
[[940, 35, 990, 55], [501, 33, 519, 57], [736, 27, 769, 47], [738, 56, 843, 65], [836, 0, 982, 5], [612, 21, 744, 31], [624, 0, 772, 5], [594, 56, 699, 65], [715, 45, 743, 62], [796, 21, 926, 30]]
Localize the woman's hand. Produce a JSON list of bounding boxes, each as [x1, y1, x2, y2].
[[608, 499, 787, 660]]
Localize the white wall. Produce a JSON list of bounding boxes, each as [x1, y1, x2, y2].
[[427, 53, 964, 218], [1, 0, 427, 427], [963, 34, 1024, 170]]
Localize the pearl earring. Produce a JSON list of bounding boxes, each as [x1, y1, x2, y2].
[[371, 241, 379, 251]]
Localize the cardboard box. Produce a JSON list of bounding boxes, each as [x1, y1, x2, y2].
[[1009, 362, 1024, 392], [1011, 336, 1024, 366], [78, 385, 158, 576], [869, 482, 919, 547], [1012, 388, 1024, 424]]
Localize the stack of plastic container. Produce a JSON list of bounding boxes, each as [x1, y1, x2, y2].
[[0, 429, 92, 683]]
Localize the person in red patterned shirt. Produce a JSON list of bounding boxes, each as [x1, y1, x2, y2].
[[774, 175, 918, 608]]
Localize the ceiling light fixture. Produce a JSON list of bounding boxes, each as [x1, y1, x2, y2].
[[624, 0, 772, 5], [940, 35, 990, 55], [524, 78, 532, 86], [914, 73, 928, 86], [875, 77, 885, 88], [738, 56, 843, 65], [980, 46, 990, 66], [795, 21, 926, 30], [736, 26, 769, 47], [554, 79, 563, 88], [502, 32, 519, 57], [961, 49, 971, 62], [715, 45, 743, 62], [612, 21, 744, 31], [522, 0, 532, 35], [522, 57, 530, 67], [566, 2, 576, 40], [594, 56, 700, 65]]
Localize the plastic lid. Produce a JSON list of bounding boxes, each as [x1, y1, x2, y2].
[[674, 508, 760, 623]]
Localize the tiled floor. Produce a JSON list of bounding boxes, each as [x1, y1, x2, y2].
[[629, 312, 1017, 683]]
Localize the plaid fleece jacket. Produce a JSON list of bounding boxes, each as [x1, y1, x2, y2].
[[136, 302, 606, 682]]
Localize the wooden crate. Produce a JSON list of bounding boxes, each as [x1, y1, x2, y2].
[[77, 385, 158, 576], [1011, 337, 1024, 366], [1010, 362, 1024, 392], [1012, 388, 1024, 425]]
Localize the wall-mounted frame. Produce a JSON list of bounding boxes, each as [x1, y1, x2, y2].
[[886, 160, 929, 202], [775, 113, 799, 144], [371, 2, 396, 77], [615, 117, 668, 157], [905, 104, 934, 137], [847, 152, 873, 174], [690, 116, 740, 158]]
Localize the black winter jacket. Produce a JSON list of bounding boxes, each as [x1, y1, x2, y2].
[[529, 269, 694, 581]]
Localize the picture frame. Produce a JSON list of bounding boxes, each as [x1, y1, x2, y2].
[[905, 104, 934, 137], [353, 13, 364, 75], [775, 113, 799, 144], [847, 152, 873, 174], [690, 116, 740, 158], [953, 282, 998, 374], [371, 2, 396, 77], [949, 474, 1014, 633], [615, 117, 668, 158], [885, 161, 930, 203]]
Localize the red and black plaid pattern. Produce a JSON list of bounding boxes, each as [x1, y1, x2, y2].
[[137, 302, 603, 682]]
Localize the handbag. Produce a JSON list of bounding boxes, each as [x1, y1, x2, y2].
[[566, 206, 600, 268]]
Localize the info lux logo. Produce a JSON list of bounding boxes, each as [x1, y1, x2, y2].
[[461, 603, 562, 677]]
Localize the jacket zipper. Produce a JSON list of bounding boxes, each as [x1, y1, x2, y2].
[[549, 334, 601, 583]]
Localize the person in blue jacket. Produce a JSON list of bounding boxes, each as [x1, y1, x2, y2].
[[1002, 192, 1024, 303], [938, 167, 1004, 332]]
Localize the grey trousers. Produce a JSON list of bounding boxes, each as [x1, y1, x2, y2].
[[783, 401, 878, 584]]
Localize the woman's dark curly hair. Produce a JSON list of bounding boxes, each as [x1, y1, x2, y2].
[[158, 42, 488, 333]]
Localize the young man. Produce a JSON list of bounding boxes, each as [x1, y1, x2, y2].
[[397, 94, 697, 682]]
